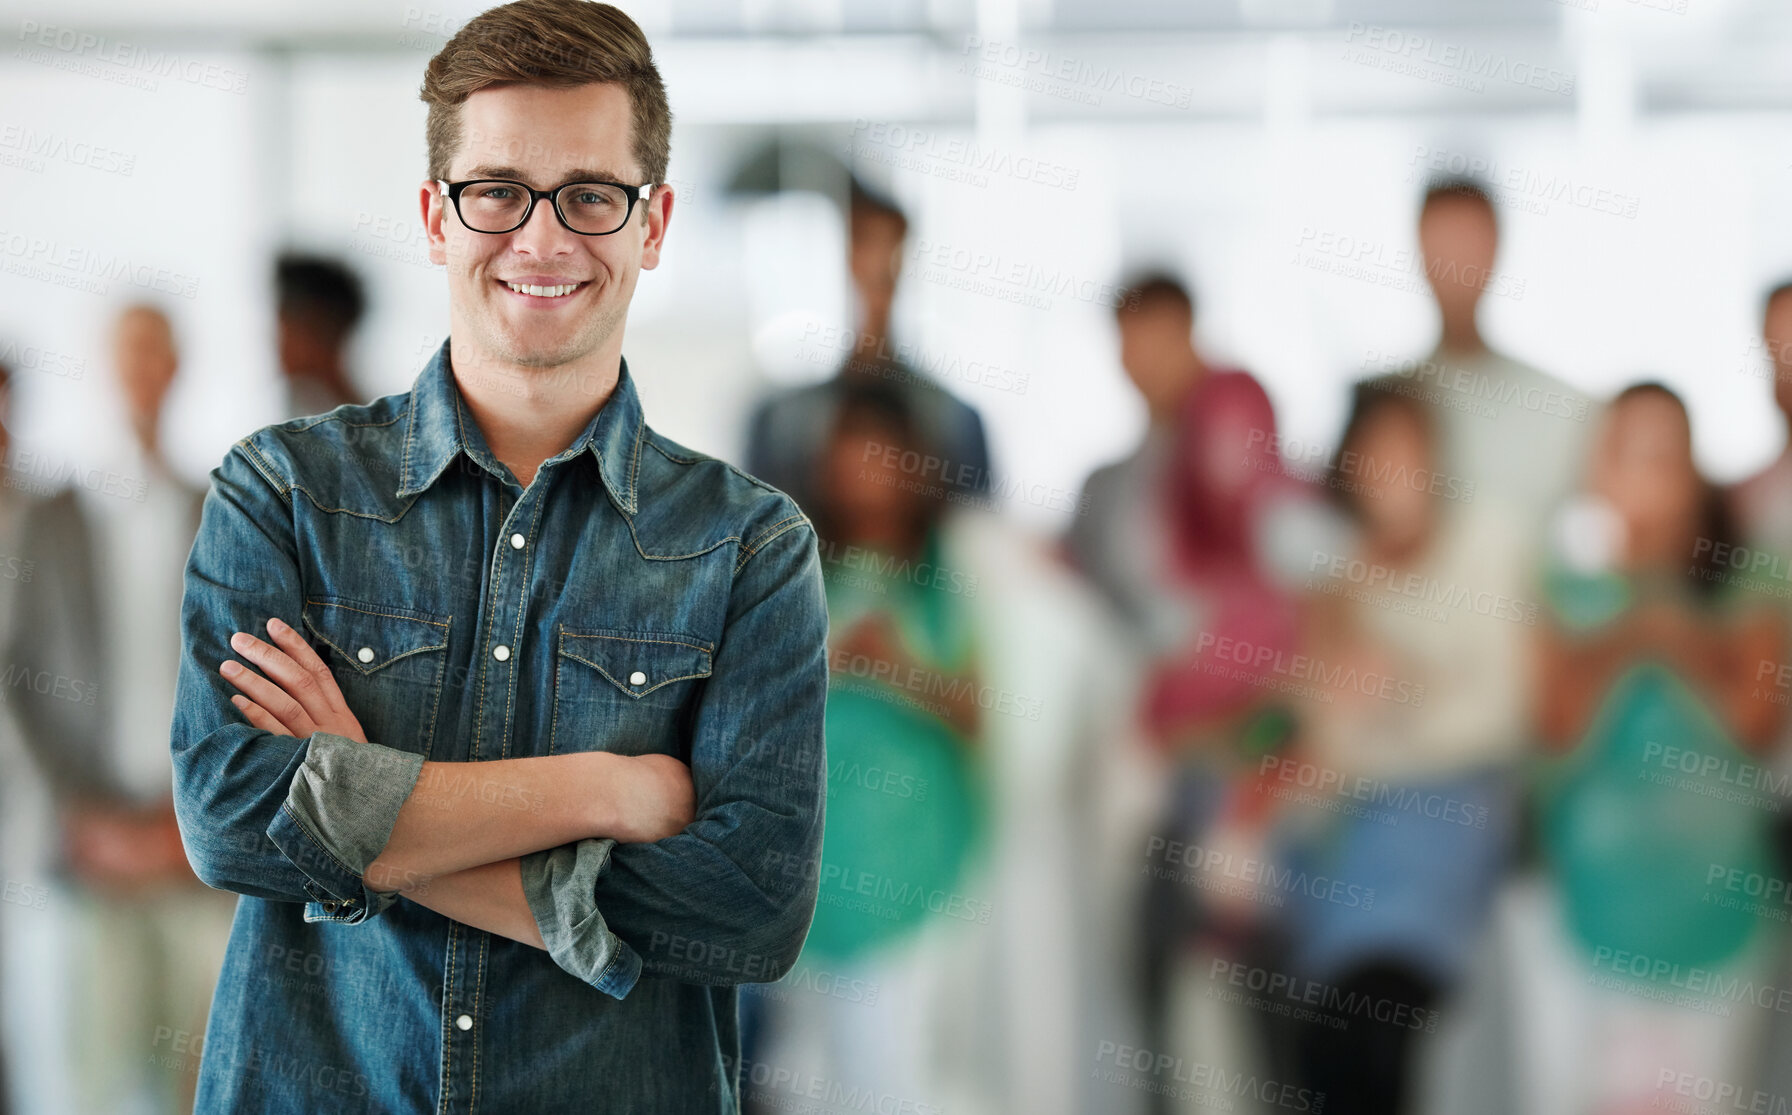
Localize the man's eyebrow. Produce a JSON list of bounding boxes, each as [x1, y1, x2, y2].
[[463, 164, 642, 183]]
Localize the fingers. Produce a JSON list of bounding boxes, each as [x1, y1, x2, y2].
[[227, 624, 331, 723], [220, 659, 315, 738], [228, 694, 297, 737], [262, 617, 349, 711]]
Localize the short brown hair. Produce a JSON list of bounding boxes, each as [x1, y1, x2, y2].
[[419, 0, 672, 186]]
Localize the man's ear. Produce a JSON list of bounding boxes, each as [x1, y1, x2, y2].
[[421, 180, 448, 267], [638, 185, 674, 272]]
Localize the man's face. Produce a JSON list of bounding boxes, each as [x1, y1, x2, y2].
[[112, 306, 178, 421], [1765, 289, 1792, 416], [1117, 302, 1196, 417], [1418, 195, 1497, 326], [423, 81, 670, 371], [847, 210, 904, 326]]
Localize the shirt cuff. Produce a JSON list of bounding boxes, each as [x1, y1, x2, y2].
[[519, 838, 643, 999], [265, 731, 425, 924]]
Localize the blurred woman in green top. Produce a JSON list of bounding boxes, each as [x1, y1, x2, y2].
[[1527, 381, 1786, 1114]]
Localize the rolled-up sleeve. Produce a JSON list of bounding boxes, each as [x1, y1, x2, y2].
[[171, 437, 421, 924], [519, 511, 828, 997]]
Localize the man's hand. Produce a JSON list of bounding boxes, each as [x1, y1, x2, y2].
[[600, 753, 696, 843], [219, 616, 368, 743]]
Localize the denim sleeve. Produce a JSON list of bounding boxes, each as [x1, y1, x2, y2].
[[518, 514, 828, 998], [170, 439, 422, 924]]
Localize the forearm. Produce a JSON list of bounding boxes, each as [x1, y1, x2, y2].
[[400, 858, 546, 950], [364, 752, 611, 890]]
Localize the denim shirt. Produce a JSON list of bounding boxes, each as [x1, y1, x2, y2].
[[169, 338, 829, 1114]]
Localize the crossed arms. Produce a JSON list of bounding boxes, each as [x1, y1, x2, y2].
[[221, 620, 695, 950], [170, 440, 829, 999]]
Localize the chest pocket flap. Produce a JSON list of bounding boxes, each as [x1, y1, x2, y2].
[[303, 598, 451, 675], [559, 627, 713, 697]]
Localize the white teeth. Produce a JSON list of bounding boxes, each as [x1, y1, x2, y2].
[[505, 281, 580, 297]]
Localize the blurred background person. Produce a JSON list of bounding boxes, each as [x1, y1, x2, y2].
[[274, 252, 367, 417], [1064, 272, 1219, 654], [744, 180, 992, 516], [1270, 379, 1534, 1115], [1526, 382, 1784, 1115], [1128, 371, 1329, 1114], [748, 377, 1108, 1115], [1723, 279, 1792, 1109], [42, 305, 237, 1115], [0, 355, 124, 1115], [1729, 281, 1792, 557], [1404, 177, 1594, 547]]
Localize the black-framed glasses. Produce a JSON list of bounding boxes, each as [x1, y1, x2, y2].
[[436, 178, 655, 236]]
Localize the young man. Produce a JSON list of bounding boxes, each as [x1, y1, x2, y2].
[[169, 2, 829, 1111], [1401, 177, 1594, 547]]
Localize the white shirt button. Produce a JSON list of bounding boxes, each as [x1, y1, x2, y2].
[[455, 1014, 473, 1031], [629, 671, 647, 686], [356, 647, 375, 663], [509, 533, 526, 549], [493, 645, 511, 662]]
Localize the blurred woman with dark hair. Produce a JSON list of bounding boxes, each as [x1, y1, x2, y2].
[[1265, 377, 1536, 1115], [748, 378, 1120, 1115], [1131, 370, 1339, 1113], [1523, 382, 1785, 1115]]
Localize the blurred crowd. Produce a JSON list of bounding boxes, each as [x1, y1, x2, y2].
[[6, 174, 1792, 1115]]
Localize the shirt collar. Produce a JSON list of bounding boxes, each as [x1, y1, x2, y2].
[[398, 336, 645, 515]]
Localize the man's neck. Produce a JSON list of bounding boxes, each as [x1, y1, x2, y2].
[[1436, 320, 1485, 356], [449, 337, 620, 490]]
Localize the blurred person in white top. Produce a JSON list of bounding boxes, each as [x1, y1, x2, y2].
[[1730, 281, 1792, 556], [1393, 177, 1597, 550], [46, 304, 236, 1115], [1062, 272, 1214, 655]]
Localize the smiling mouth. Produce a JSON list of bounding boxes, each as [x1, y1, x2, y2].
[[500, 279, 589, 299]]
